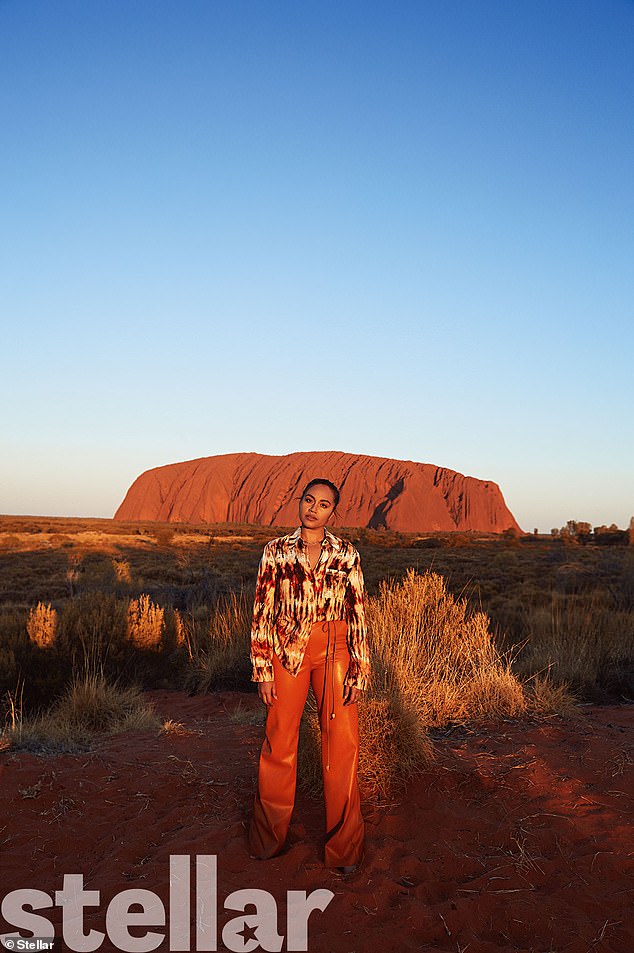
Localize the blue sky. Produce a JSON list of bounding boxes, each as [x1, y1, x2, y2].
[[1, 0, 632, 532]]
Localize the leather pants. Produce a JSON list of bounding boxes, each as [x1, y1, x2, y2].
[[248, 619, 364, 868]]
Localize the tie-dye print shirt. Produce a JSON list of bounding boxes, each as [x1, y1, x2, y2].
[[250, 525, 371, 690]]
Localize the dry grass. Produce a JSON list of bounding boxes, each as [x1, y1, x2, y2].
[[1, 671, 161, 753], [523, 671, 583, 717], [0, 515, 630, 784], [367, 568, 528, 727], [516, 592, 634, 697], [127, 594, 165, 650], [186, 590, 252, 692], [112, 557, 132, 584], [2, 677, 25, 740], [26, 601, 57, 648], [59, 591, 128, 650], [0, 517, 634, 701], [359, 693, 435, 799], [229, 701, 267, 726], [296, 568, 532, 800], [161, 719, 191, 735]]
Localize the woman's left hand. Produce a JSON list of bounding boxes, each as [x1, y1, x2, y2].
[[343, 684, 361, 706]]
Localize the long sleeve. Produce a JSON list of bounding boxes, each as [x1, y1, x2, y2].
[[343, 550, 371, 691], [250, 543, 278, 682]]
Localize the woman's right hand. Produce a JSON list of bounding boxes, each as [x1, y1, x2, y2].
[[258, 680, 277, 706]]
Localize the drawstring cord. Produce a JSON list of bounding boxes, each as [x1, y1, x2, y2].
[[321, 620, 336, 771]]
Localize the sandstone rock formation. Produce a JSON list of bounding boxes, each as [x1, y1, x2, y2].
[[114, 451, 521, 533]]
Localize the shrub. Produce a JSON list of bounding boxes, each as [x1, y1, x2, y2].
[[1, 672, 161, 753], [112, 558, 132, 584], [523, 672, 582, 717], [26, 602, 57, 649], [154, 526, 176, 548], [173, 608, 186, 645], [516, 592, 634, 699], [367, 568, 527, 729], [187, 590, 252, 691], [0, 607, 28, 694], [58, 592, 128, 662], [299, 568, 527, 801], [127, 594, 165, 650]]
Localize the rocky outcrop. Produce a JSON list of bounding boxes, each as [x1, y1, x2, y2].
[[114, 451, 521, 533]]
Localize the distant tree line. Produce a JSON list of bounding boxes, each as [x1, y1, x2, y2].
[[549, 517, 634, 546]]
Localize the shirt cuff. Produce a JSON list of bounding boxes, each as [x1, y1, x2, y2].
[[343, 666, 369, 691], [251, 664, 274, 683]]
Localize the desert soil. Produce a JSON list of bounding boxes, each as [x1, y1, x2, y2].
[[1, 691, 632, 953]]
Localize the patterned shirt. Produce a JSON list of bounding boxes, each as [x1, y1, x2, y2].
[[250, 525, 371, 690]]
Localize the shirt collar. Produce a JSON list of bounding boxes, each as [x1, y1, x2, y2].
[[288, 525, 341, 552]]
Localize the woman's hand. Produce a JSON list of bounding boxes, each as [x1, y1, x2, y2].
[[343, 684, 361, 706], [257, 679, 277, 706]]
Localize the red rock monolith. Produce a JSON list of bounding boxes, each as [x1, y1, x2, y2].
[[114, 451, 521, 533]]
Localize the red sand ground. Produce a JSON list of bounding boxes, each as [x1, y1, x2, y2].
[[1, 691, 632, 953]]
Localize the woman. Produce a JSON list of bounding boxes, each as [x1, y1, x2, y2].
[[247, 478, 371, 875]]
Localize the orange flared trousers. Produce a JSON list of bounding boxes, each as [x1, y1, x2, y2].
[[248, 619, 364, 868]]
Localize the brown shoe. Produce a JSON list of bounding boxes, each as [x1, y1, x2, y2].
[[337, 849, 364, 876]]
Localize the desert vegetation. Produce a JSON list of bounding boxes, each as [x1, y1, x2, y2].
[[3, 670, 161, 753], [0, 514, 631, 795]]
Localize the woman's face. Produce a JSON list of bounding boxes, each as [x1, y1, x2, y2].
[[299, 484, 336, 531]]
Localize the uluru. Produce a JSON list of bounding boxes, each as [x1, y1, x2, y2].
[[114, 451, 521, 533]]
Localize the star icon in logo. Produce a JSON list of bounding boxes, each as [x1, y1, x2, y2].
[[236, 920, 259, 946]]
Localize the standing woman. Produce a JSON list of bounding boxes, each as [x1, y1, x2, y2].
[[248, 478, 371, 875]]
